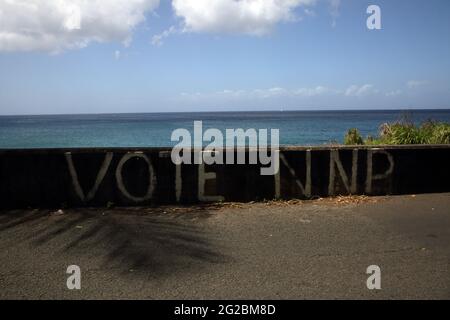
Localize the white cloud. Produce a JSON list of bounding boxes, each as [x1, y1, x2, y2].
[[329, 0, 340, 27], [181, 84, 395, 101], [178, 84, 414, 107], [263, 87, 288, 97], [0, 0, 160, 53], [172, 0, 316, 36], [151, 26, 179, 46], [386, 89, 402, 97], [407, 80, 429, 88], [304, 8, 316, 17], [345, 84, 377, 97], [114, 50, 121, 60], [181, 85, 342, 101], [294, 86, 336, 96]]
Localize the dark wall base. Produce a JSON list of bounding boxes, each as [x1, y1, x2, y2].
[[0, 146, 449, 208]]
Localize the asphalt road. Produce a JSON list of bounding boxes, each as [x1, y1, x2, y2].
[[1, 193, 449, 299]]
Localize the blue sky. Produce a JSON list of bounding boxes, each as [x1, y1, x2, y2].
[[0, 0, 449, 115]]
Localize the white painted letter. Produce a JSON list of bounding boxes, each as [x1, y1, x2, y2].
[[116, 152, 156, 203], [198, 162, 224, 202], [328, 149, 359, 196], [65, 152, 113, 202], [366, 149, 394, 194], [276, 151, 312, 198]]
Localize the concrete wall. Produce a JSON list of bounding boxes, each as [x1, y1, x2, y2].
[[0, 146, 449, 208]]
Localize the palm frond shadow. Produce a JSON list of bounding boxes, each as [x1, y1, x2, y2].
[[0, 207, 228, 277]]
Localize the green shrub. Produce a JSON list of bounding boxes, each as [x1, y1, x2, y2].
[[425, 122, 450, 144], [379, 122, 426, 144], [343, 120, 450, 145], [364, 135, 382, 145], [344, 128, 364, 145]]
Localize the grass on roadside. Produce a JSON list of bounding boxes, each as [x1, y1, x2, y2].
[[344, 119, 450, 145]]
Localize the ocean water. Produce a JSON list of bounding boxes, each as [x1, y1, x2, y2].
[[1, 110, 450, 148]]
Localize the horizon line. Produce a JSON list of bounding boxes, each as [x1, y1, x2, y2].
[[1, 107, 450, 117]]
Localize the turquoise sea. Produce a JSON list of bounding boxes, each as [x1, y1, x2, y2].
[[1, 109, 450, 148]]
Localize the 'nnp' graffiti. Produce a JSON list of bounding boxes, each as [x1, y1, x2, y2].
[[0, 146, 449, 208]]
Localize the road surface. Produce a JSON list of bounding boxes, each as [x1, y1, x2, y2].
[[1, 193, 449, 299]]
